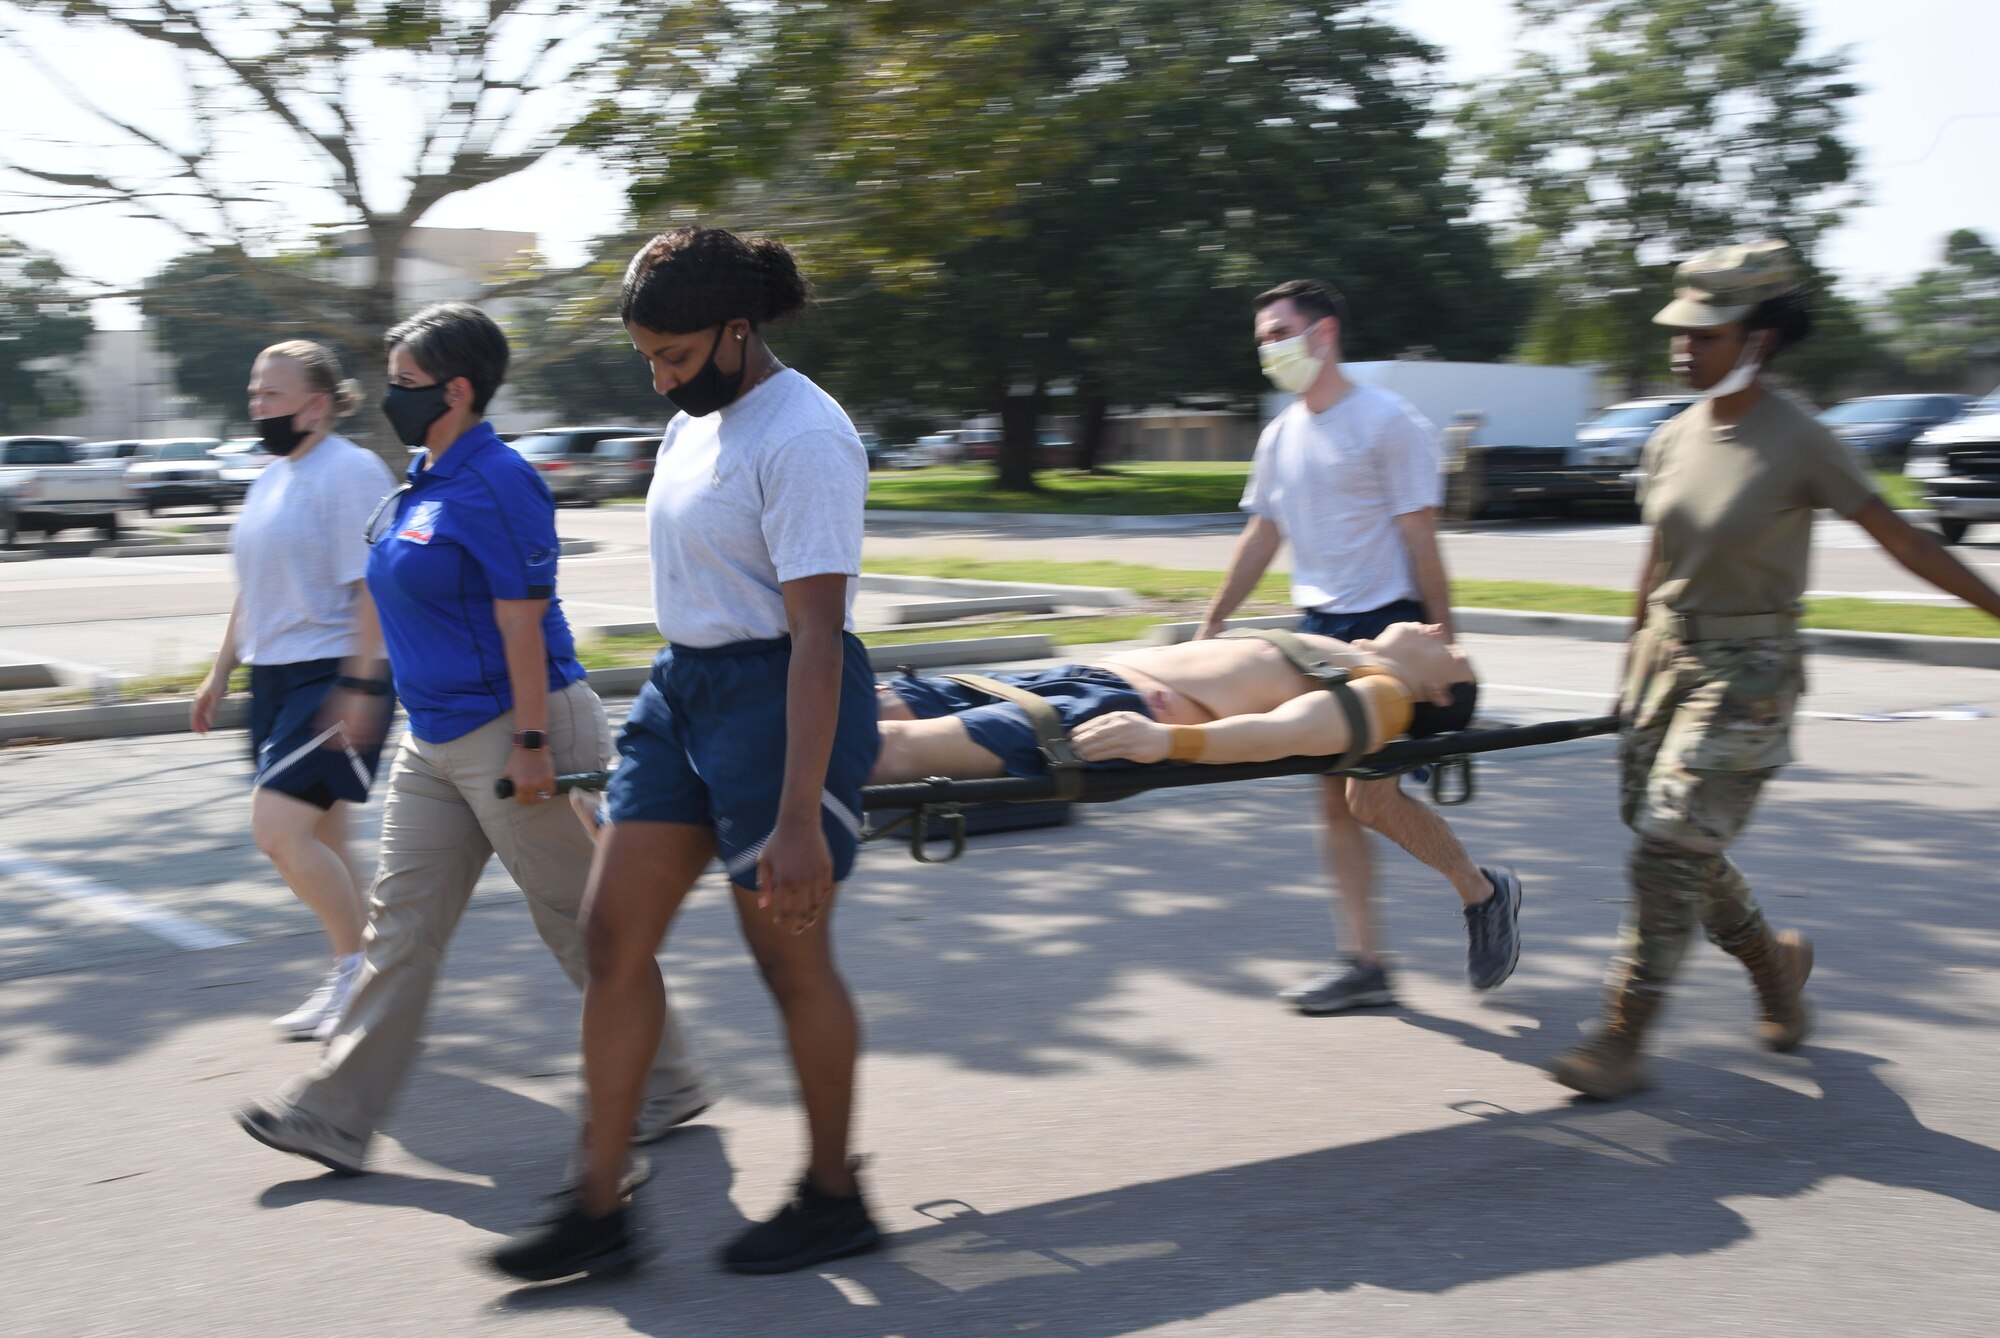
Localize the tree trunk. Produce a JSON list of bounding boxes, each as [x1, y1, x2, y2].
[[346, 228, 403, 470], [995, 382, 1045, 493], [1076, 392, 1112, 473]]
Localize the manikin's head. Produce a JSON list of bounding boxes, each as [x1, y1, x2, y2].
[[1353, 622, 1479, 737]]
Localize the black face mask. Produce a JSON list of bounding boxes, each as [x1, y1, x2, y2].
[[381, 382, 451, 447], [665, 327, 746, 418], [256, 412, 311, 457]]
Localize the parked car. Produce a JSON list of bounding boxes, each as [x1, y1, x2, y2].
[[508, 425, 657, 505], [1569, 396, 1699, 499], [211, 438, 276, 502], [856, 430, 891, 470], [1036, 430, 1076, 469], [0, 435, 134, 544], [591, 436, 659, 500], [910, 432, 965, 465], [77, 439, 143, 464], [958, 428, 1002, 462], [1818, 394, 1972, 465], [1906, 387, 2000, 545], [124, 438, 229, 512]]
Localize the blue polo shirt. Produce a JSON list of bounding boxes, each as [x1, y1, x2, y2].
[[366, 421, 586, 743]]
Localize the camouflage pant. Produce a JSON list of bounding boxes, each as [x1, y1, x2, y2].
[[1611, 626, 1805, 1009]]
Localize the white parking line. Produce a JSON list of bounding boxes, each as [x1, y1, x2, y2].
[[0, 843, 242, 951]]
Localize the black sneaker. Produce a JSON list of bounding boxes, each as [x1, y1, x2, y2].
[[1292, 959, 1397, 1015], [721, 1168, 881, 1275], [489, 1202, 641, 1283], [1465, 866, 1522, 990]]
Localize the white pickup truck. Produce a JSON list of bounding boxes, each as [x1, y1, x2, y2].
[[0, 436, 135, 545]]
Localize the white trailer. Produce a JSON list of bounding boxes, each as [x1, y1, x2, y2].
[[1338, 360, 1599, 449]]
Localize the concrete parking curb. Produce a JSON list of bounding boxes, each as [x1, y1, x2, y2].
[[865, 509, 1245, 533], [858, 573, 1139, 606], [1150, 608, 2000, 669]]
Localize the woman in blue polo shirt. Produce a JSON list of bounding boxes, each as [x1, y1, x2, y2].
[[237, 302, 707, 1179], [493, 228, 878, 1282]]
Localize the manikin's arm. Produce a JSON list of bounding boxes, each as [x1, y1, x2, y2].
[[1072, 676, 1414, 766]]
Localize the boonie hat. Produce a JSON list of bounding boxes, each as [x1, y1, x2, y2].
[[1651, 239, 1803, 328]]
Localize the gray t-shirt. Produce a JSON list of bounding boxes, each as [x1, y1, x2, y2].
[[1242, 383, 1441, 614], [231, 434, 397, 665], [646, 369, 868, 647], [1640, 392, 1875, 616]]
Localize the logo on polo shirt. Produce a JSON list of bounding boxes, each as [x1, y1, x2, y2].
[[399, 500, 443, 544]]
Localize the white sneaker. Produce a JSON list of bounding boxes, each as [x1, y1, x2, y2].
[[309, 956, 365, 1043], [272, 967, 345, 1038]]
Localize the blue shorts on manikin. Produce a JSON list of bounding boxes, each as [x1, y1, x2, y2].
[[248, 659, 392, 810], [887, 664, 1155, 780], [607, 634, 881, 891], [1299, 597, 1428, 644]]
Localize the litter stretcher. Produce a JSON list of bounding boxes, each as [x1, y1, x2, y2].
[[498, 713, 1618, 865]]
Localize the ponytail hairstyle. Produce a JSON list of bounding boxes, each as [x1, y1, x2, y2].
[[258, 339, 362, 418], [619, 225, 812, 334]]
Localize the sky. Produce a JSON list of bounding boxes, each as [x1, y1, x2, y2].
[[1, 0, 1995, 328]]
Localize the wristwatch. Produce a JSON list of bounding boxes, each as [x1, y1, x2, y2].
[[335, 675, 390, 696], [513, 729, 548, 751]]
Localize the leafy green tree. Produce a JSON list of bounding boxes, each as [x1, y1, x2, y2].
[[1886, 229, 2000, 384], [0, 238, 92, 432], [139, 247, 343, 430], [596, 1, 1522, 488], [1, 1, 665, 457], [1461, 0, 1859, 396]]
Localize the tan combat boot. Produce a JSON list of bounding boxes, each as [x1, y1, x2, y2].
[[1544, 991, 1657, 1100], [1739, 928, 1814, 1051]]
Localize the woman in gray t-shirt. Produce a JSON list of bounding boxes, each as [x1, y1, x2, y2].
[[494, 227, 881, 1283], [191, 341, 396, 1040]]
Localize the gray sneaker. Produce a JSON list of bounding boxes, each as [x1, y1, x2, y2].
[[632, 1089, 713, 1145], [1292, 959, 1397, 1015], [236, 1099, 366, 1176], [1465, 866, 1523, 990]]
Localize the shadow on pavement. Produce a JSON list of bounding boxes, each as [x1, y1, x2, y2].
[[5, 736, 1998, 1082], [493, 1039, 1999, 1338]]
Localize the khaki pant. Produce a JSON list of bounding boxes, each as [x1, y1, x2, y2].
[[286, 680, 706, 1142]]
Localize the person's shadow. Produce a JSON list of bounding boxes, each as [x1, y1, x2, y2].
[[492, 1023, 2000, 1338], [253, 1071, 751, 1245]]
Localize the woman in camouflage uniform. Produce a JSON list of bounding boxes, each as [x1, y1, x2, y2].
[[1546, 241, 2000, 1100]]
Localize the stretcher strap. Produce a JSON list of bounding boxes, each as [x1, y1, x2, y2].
[[941, 671, 1085, 800], [1220, 627, 1374, 767]]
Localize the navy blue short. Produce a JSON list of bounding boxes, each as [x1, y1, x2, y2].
[[1298, 598, 1429, 644], [887, 664, 1155, 780], [248, 659, 391, 810], [607, 634, 881, 891]]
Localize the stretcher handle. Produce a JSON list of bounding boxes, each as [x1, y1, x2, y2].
[[494, 769, 614, 800]]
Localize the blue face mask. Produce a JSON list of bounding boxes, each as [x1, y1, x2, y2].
[[665, 327, 746, 418], [381, 382, 450, 447]]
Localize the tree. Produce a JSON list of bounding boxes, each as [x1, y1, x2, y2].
[[1886, 229, 2000, 385], [0, 1, 660, 457], [593, 1, 1522, 488], [0, 237, 92, 432], [138, 246, 337, 429], [1461, 0, 1859, 395], [503, 242, 680, 426]]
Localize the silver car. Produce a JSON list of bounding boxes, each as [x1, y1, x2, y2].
[[510, 426, 658, 506], [124, 439, 228, 513]]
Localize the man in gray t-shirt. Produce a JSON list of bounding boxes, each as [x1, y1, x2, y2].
[[1200, 278, 1522, 1014]]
